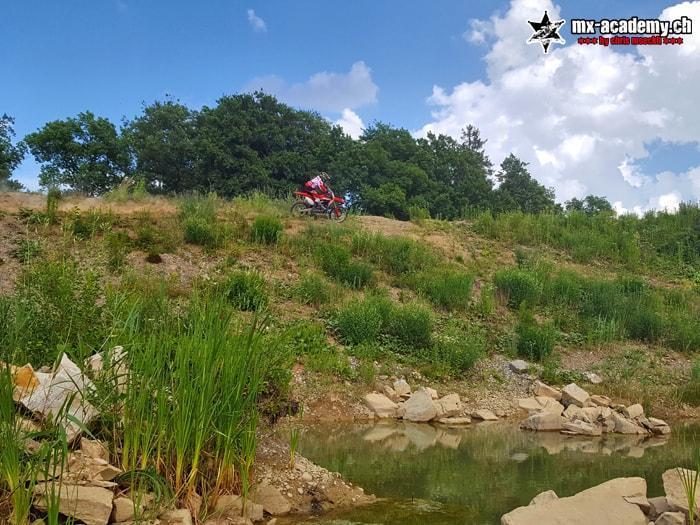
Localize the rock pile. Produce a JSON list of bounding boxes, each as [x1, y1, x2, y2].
[[517, 381, 671, 436], [364, 379, 500, 425], [501, 468, 698, 525]]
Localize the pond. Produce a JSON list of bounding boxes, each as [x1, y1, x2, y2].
[[282, 420, 700, 525]]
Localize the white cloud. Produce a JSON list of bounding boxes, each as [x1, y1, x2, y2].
[[334, 108, 365, 139], [248, 61, 378, 112], [419, 0, 700, 212], [247, 9, 267, 33]]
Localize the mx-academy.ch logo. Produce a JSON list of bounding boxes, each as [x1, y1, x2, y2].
[[526, 10, 693, 53]]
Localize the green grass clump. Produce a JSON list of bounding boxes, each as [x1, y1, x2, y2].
[[409, 269, 474, 310], [294, 271, 335, 306], [251, 215, 283, 245], [350, 232, 437, 275], [386, 302, 433, 348], [428, 326, 486, 376], [315, 244, 373, 289], [223, 271, 268, 311], [678, 359, 700, 406], [179, 193, 229, 248], [516, 313, 557, 361], [494, 268, 542, 308], [334, 297, 389, 345]]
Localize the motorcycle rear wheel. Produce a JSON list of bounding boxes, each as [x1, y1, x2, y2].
[[290, 201, 311, 217]]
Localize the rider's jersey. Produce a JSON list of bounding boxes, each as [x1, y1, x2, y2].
[[306, 176, 328, 193]]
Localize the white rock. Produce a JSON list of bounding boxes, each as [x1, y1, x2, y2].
[[583, 372, 603, 384], [434, 393, 461, 418], [159, 509, 193, 525], [34, 484, 113, 525], [561, 383, 590, 408], [364, 393, 398, 418], [81, 438, 109, 461], [623, 404, 644, 419], [404, 389, 437, 422], [590, 394, 611, 407], [655, 511, 685, 525], [529, 490, 558, 506], [536, 397, 565, 414], [472, 409, 499, 421], [425, 387, 439, 400], [214, 495, 263, 522], [517, 397, 543, 414], [532, 380, 562, 400], [437, 417, 471, 426], [562, 420, 602, 436], [612, 412, 647, 434], [252, 484, 291, 516], [509, 360, 530, 373], [392, 379, 411, 396], [520, 412, 564, 431], [663, 468, 700, 516]]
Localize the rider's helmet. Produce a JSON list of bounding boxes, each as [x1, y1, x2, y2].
[[319, 171, 330, 181]]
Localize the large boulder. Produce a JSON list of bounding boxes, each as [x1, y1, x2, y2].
[[392, 379, 411, 397], [612, 412, 647, 434], [434, 393, 461, 418], [517, 397, 543, 414], [663, 468, 700, 516], [532, 381, 562, 401], [34, 484, 114, 525], [562, 420, 602, 436], [536, 397, 565, 414], [520, 412, 564, 431], [530, 490, 558, 505], [214, 495, 263, 522], [623, 404, 644, 419], [561, 383, 590, 408], [501, 477, 647, 525], [404, 389, 437, 422], [252, 484, 291, 515], [472, 409, 499, 421], [364, 393, 398, 418]]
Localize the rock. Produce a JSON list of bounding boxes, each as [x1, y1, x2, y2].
[[647, 497, 671, 519], [562, 420, 602, 436], [404, 389, 437, 422], [536, 397, 565, 414], [112, 497, 137, 523], [521, 412, 564, 431], [509, 360, 530, 373], [532, 380, 562, 400], [434, 393, 461, 418], [17, 355, 97, 443], [612, 412, 647, 434], [34, 483, 113, 525], [425, 387, 439, 399], [392, 379, 411, 397], [655, 512, 685, 525], [583, 372, 603, 384], [364, 393, 398, 418], [472, 409, 498, 421], [382, 385, 397, 401], [590, 394, 611, 407], [214, 495, 264, 522], [623, 404, 645, 419], [501, 477, 647, 525], [159, 509, 192, 525], [517, 397, 543, 414], [663, 468, 700, 516], [252, 484, 291, 516], [563, 404, 584, 420], [437, 416, 471, 425], [561, 383, 590, 408], [623, 496, 650, 514], [81, 438, 109, 461], [529, 490, 558, 505], [647, 417, 671, 435]]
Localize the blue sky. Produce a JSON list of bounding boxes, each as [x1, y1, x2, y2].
[[3, 0, 700, 212]]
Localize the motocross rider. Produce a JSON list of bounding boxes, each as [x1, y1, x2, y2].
[[304, 172, 332, 208]]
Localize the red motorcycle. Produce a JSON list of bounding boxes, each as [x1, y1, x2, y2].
[[291, 190, 347, 222]]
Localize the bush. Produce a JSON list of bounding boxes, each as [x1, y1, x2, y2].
[[678, 359, 700, 405], [223, 271, 268, 311], [180, 193, 229, 248], [430, 329, 485, 374], [294, 272, 334, 306], [334, 298, 386, 345], [386, 302, 433, 348], [350, 232, 436, 275], [315, 244, 373, 289], [410, 269, 474, 311], [516, 314, 557, 361], [251, 215, 283, 245], [494, 268, 542, 308]]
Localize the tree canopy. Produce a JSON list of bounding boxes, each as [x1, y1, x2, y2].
[[0, 114, 26, 190], [17, 92, 565, 219]]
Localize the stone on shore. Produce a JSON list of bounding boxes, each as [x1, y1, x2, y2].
[[590, 394, 611, 407], [34, 484, 114, 525], [501, 477, 647, 525], [434, 393, 461, 418], [532, 380, 562, 400], [655, 512, 685, 525], [472, 409, 499, 421], [529, 490, 558, 506], [662, 468, 700, 516], [437, 416, 471, 426], [561, 383, 590, 408], [517, 397, 542, 413], [392, 379, 411, 397], [562, 420, 602, 436], [623, 403, 644, 419], [647, 496, 671, 519], [364, 393, 398, 418], [425, 387, 439, 400], [509, 360, 530, 373], [612, 412, 647, 435], [158, 509, 193, 525], [404, 389, 437, 422], [252, 484, 291, 516], [214, 495, 264, 522]]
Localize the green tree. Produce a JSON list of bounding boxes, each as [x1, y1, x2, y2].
[[493, 154, 555, 213], [0, 114, 26, 190], [24, 112, 131, 195], [125, 100, 198, 193], [566, 195, 613, 215]]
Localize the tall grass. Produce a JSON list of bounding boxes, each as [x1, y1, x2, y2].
[[408, 269, 474, 311], [179, 193, 229, 248], [314, 244, 373, 289], [350, 231, 437, 275]]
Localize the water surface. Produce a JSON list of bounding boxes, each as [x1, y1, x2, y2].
[[286, 420, 700, 525]]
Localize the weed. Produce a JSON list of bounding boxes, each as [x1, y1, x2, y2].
[[294, 272, 335, 306], [180, 193, 229, 248], [409, 269, 474, 311], [315, 244, 373, 289], [105, 230, 130, 271], [46, 187, 61, 224], [386, 302, 433, 348], [350, 232, 437, 275], [334, 297, 387, 345], [516, 312, 557, 361], [223, 271, 268, 311], [494, 268, 542, 308], [251, 215, 283, 245], [13, 238, 42, 263]]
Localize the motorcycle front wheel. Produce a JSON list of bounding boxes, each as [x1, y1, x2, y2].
[[328, 204, 348, 223]]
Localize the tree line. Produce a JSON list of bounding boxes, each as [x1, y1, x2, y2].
[[1, 93, 612, 219]]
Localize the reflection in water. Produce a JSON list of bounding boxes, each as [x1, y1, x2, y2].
[[284, 420, 700, 525]]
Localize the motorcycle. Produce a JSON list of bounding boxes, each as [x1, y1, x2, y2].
[[290, 190, 348, 222]]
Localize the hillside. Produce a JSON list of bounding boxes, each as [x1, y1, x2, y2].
[[1, 190, 699, 522]]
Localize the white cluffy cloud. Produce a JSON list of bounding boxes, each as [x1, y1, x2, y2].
[[247, 9, 267, 32], [334, 108, 365, 139], [418, 0, 700, 213], [247, 61, 378, 113]]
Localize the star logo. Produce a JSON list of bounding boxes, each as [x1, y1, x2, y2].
[[527, 10, 566, 53]]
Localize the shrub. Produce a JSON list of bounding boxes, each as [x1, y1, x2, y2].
[[386, 302, 433, 348], [430, 329, 485, 374], [251, 215, 283, 245], [334, 296, 391, 345], [494, 268, 542, 308], [180, 193, 228, 248], [678, 359, 700, 405], [223, 271, 268, 311], [350, 232, 436, 275], [315, 244, 373, 289], [410, 269, 474, 310], [294, 272, 334, 306], [516, 314, 557, 361]]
